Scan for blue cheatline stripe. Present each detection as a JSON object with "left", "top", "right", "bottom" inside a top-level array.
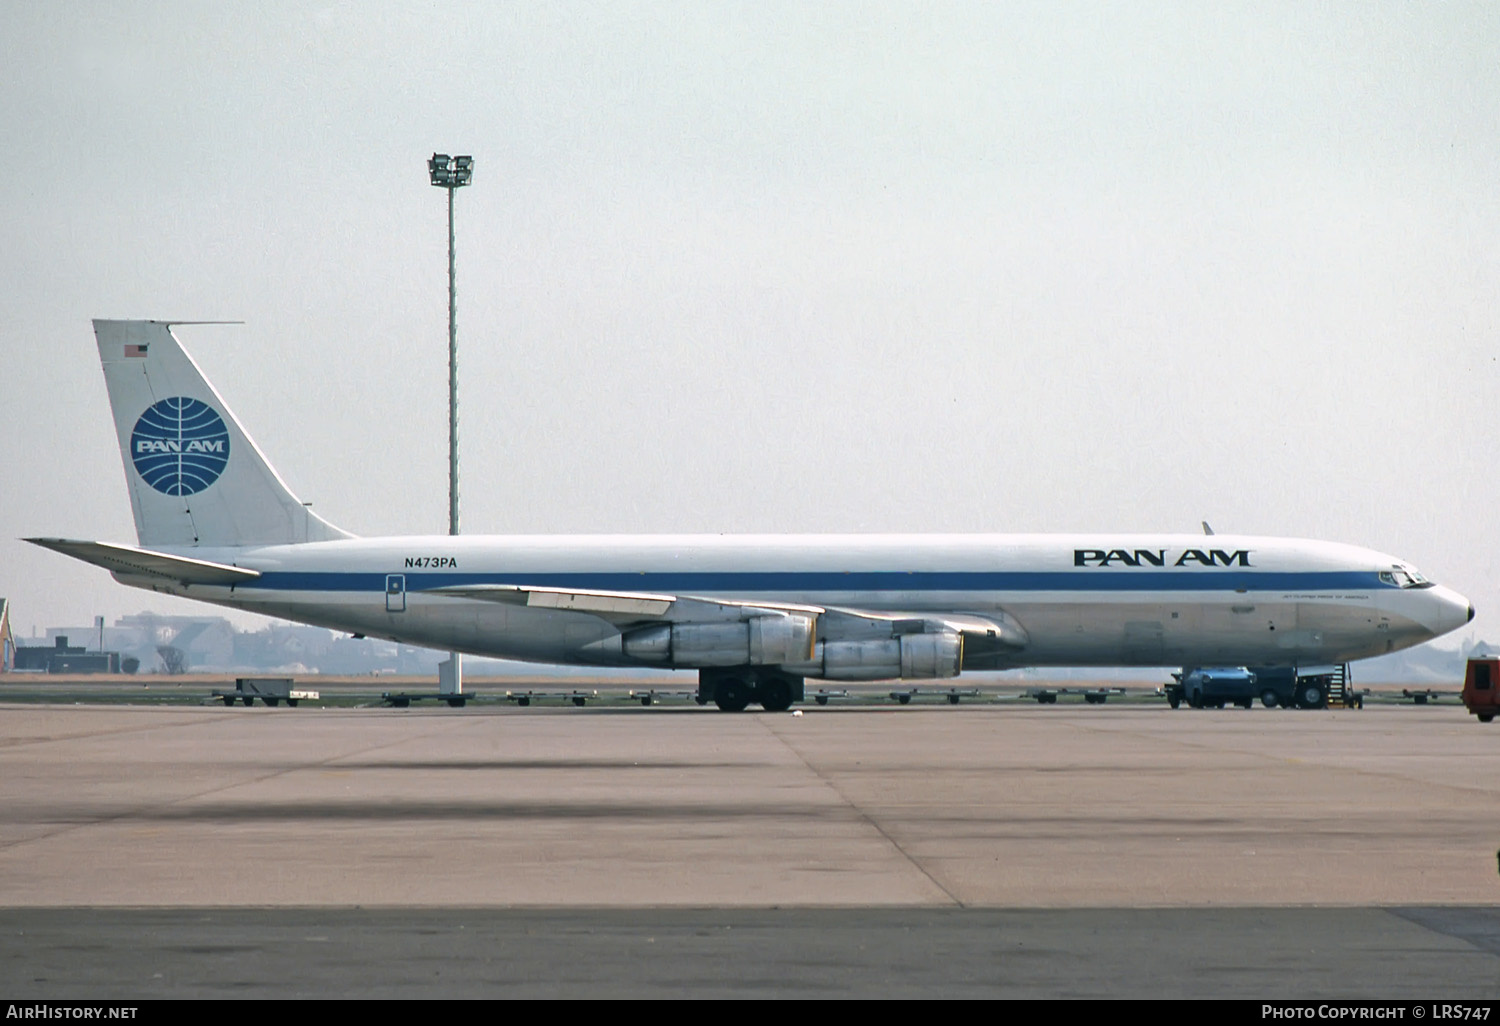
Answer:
[{"left": 235, "top": 570, "right": 1385, "bottom": 594}]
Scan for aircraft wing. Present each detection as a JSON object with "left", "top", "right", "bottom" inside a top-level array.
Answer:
[
  {"left": 817, "top": 606, "right": 1029, "bottom": 659},
  {"left": 24, "top": 538, "right": 263, "bottom": 587},
  {"left": 428, "top": 583, "right": 822, "bottom": 625},
  {"left": 429, "top": 583, "right": 1027, "bottom": 655}
]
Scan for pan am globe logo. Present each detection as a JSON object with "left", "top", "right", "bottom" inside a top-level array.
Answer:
[{"left": 130, "top": 397, "right": 231, "bottom": 496}]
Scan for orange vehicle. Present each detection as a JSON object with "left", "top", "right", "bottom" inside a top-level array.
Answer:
[{"left": 1462, "top": 657, "right": 1500, "bottom": 723}]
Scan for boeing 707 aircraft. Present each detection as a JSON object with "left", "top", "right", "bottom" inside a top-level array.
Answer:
[{"left": 28, "top": 320, "right": 1473, "bottom": 711}]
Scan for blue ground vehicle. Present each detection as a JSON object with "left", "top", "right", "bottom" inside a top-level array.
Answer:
[
  {"left": 1165, "top": 666, "right": 1352, "bottom": 710},
  {"left": 1169, "top": 667, "right": 1260, "bottom": 709}
]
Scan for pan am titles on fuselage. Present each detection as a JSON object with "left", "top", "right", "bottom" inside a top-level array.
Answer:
[{"left": 1074, "top": 547, "right": 1250, "bottom": 567}]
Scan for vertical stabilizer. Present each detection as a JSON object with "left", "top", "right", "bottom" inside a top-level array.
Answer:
[{"left": 94, "top": 320, "right": 352, "bottom": 548}]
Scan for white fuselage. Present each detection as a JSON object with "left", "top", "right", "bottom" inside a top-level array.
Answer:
[{"left": 116, "top": 532, "right": 1472, "bottom": 673}]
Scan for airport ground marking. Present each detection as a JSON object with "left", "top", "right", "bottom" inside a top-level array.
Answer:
[{"left": 755, "top": 712, "right": 965, "bottom": 908}]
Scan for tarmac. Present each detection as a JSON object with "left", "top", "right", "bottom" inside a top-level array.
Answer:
[{"left": 1, "top": 700, "right": 1497, "bottom": 998}]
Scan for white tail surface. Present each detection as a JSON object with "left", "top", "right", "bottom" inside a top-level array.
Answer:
[{"left": 94, "top": 320, "right": 352, "bottom": 548}]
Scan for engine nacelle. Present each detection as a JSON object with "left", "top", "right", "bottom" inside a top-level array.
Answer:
[
  {"left": 622, "top": 614, "right": 816, "bottom": 668},
  {"left": 898, "top": 632, "right": 964, "bottom": 678},
  {"left": 783, "top": 632, "right": 963, "bottom": 681}
]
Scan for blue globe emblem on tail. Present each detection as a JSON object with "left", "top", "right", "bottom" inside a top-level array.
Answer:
[{"left": 130, "top": 397, "right": 231, "bottom": 496}]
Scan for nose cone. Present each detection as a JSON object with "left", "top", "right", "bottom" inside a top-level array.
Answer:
[{"left": 1424, "top": 585, "right": 1473, "bottom": 639}]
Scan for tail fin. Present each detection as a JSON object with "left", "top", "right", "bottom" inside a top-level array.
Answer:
[{"left": 94, "top": 320, "right": 352, "bottom": 548}]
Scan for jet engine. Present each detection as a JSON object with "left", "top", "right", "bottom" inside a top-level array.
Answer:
[
  {"left": 782, "top": 632, "right": 964, "bottom": 680},
  {"left": 621, "top": 614, "right": 816, "bottom": 667}
]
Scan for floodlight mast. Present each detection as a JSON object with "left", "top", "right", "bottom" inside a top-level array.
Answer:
[
  {"left": 428, "top": 152, "right": 473, "bottom": 700},
  {"left": 427, "top": 153, "right": 472, "bottom": 537}
]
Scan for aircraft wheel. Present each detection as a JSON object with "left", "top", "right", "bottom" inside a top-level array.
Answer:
[
  {"left": 714, "top": 680, "right": 751, "bottom": 712},
  {"left": 758, "top": 678, "right": 794, "bottom": 713}
]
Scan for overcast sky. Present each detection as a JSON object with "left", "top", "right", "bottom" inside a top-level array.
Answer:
[{"left": 2, "top": 2, "right": 1498, "bottom": 649}]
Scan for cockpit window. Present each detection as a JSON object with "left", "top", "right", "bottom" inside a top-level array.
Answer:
[{"left": 1383, "top": 566, "right": 1435, "bottom": 589}]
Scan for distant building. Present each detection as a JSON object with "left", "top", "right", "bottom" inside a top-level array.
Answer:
[
  {"left": 13, "top": 636, "right": 120, "bottom": 674},
  {"left": 28, "top": 611, "right": 446, "bottom": 676},
  {"left": 0, "top": 599, "right": 12, "bottom": 672},
  {"left": 85, "top": 613, "right": 236, "bottom": 673}
]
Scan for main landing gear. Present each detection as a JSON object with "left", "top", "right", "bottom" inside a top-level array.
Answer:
[{"left": 699, "top": 668, "right": 803, "bottom": 713}]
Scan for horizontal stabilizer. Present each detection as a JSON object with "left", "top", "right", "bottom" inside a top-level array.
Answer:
[{"left": 24, "top": 538, "right": 262, "bottom": 586}]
